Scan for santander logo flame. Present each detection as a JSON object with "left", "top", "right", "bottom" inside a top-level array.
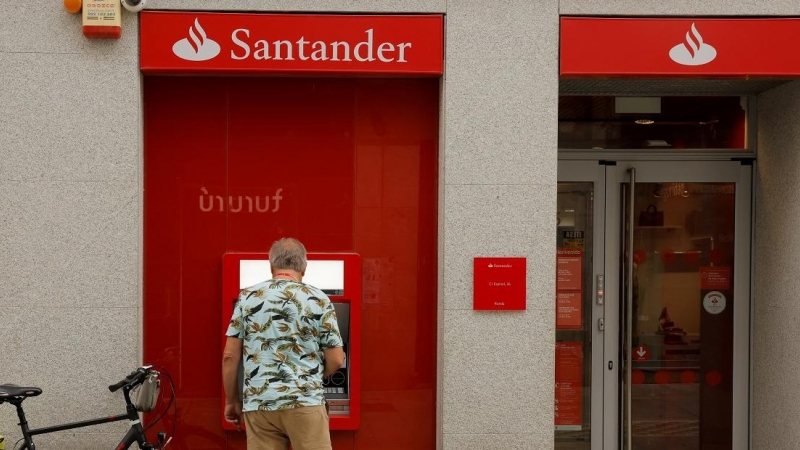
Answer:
[
  {"left": 172, "top": 19, "right": 221, "bottom": 61},
  {"left": 669, "top": 23, "right": 717, "bottom": 66}
]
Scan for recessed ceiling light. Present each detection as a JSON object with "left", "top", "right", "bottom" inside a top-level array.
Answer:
[{"left": 635, "top": 119, "right": 655, "bottom": 125}]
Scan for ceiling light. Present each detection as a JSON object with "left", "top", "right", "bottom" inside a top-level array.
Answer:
[{"left": 635, "top": 119, "right": 655, "bottom": 125}]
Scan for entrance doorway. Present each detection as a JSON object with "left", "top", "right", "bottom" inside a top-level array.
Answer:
[{"left": 555, "top": 160, "right": 752, "bottom": 449}]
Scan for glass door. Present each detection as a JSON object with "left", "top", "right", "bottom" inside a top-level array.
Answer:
[
  {"left": 556, "top": 161, "right": 606, "bottom": 450},
  {"left": 556, "top": 160, "right": 752, "bottom": 450},
  {"left": 606, "top": 161, "right": 752, "bottom": 450}
]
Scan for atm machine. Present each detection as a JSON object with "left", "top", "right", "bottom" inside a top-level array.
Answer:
[{"left": 220, "top": 253, "right": 362, "bottom": 431}]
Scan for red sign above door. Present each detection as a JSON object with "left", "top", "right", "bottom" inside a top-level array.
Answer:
[
  {"left": 140, "top": 12, "right": 443, "bottom": 75},
  {"left": 561, "top": 17, "right": 800, "bottom": 76}
]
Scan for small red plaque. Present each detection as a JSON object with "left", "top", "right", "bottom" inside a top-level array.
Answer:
[
  {"left": 473, "top": 257, "right": 526, "bottom": 310},
  {"left": 700, "top": 266, "right": 731, "bottom": 290}
]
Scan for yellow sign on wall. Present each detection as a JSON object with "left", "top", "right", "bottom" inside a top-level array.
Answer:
[{"left": 82, "top": 0, "right": 121, "bottom": 39}]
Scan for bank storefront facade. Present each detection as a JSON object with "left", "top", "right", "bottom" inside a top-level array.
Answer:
[{"left": 2, "top": 1, "right": 800, "bottom": 449}]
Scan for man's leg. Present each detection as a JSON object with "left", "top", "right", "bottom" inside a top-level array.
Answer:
[
  {"left": 243, "top": 411, "right": 291, "bottom": 450},
  {"left": 282, "top": 406, "right": 332, "bottom": 450}
]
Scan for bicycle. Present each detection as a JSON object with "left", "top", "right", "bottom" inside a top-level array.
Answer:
[{"left": 0, "top": 365, "right": 175, "bottom": 450}]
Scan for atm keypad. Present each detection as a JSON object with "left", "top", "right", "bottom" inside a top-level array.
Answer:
[{"left": 322, "top": 368, "right": 348, "bottom": 393}]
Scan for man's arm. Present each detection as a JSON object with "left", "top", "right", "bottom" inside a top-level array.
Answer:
[
  {"left": 222, "top": 337, "right": 243, "bottom": 403},
  {"left": 222, "top": 337, "right": 243, "bottom": 426},
  {"left": 322, "top": 347, "right": 345, "bottom": 377},
  {"left": 315, "top": 293, "right": 345, "bottom": 377}
]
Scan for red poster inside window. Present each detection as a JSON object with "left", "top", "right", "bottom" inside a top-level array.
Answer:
[
  {"left": 556, "top": 248, "right": 583, "bottom": 330},
  {"left": 557, "top": 292, "right": 582, "bottom": 330},
  {"left": 557, "top": 248, "right": 582, "bottom": 292},
  {"left": 555, "top": 342, "right": 583, "bottom": 429},
  {"left": 701, "top": 266, "right": 731, "bottom": 290}
]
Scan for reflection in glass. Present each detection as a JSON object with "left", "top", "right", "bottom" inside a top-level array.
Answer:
[
  {"left": 558, "top": 96, "right": 746, "bottom": 150},
  {"left": 622, "top": 182, "right": 735, "bottom": 450},
  {"left": 555, "top": 182, "right": 594, "bottom": 450}
]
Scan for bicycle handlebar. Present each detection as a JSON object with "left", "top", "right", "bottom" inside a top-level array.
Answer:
[{"left": 109, "top": 366, "right": 152, "bottom": 393}]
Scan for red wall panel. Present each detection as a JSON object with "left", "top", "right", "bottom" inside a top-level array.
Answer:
[{"left": 143, "top": 76, "right": 439, "bottom": 449}]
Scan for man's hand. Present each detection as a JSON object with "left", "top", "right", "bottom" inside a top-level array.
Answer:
[
  {"left": 222, "top": 336, "right": 244, "bottom": 429},
  {"left": 322, "top": 347, "right": 345, "bottom": 378},
  {"left": 224, "top": 402, "right": 243, "bottom": 430}
]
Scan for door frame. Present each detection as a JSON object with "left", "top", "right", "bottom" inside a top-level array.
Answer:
[
  {"left": 557, "top": 159, "right": 753, "bottom": 449},
  {"left": 557, "top": 161, "right": 607, "bottom": 448}
]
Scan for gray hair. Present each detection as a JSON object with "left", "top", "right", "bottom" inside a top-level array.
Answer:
[{"left": 269, "top": 238, "right": 307, "bottom": 272}]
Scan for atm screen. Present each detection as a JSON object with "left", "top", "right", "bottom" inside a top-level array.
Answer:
[{"left": 239, "top": 260, "right": 345, "bottom": 296}]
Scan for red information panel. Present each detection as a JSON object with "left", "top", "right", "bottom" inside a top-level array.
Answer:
[
  {"left": 556, "top": 248, "right": 582, "bottom": 292},
  {"left": 140, "top": 12, "right": 444, "bottom": 75},
  {"left": 556, "top": 292, "right": 582, "bottom": 329},
  {"left": 555, "top": 342, "right": 583, "bottom": 429},
  {"left": 561, "top": 17, "right": 800, "bottom": 76},
  {"left": 701, "top": 266, "right": 731, "bottom": 290},
  {"left": 473, "top": 257, "right": 526, "bottom": 310},
  {"left": 556, "top": 248, "right": 583, "bottom": 330}
]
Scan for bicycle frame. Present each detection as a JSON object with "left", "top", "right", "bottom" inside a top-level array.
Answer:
[{"left": 12, "top": 384, "right": 155, "bottom": 450}]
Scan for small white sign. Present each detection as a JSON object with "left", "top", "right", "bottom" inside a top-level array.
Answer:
[{"left": 703, "top": 291, "right": 727, "bottom": 315}]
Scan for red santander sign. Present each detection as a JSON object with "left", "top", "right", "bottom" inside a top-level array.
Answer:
[
  {"left": 473, "top": 257, "right": 527, "bottom": 311},
  {"left": 561, "top": 17, "right": 800, "bottom": 76},
  {"left": 140, "top": 12, "right": 443, "bottom": 75}
]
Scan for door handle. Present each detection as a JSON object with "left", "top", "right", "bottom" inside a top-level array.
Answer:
[{"left": 623, "top": 168, "right": 636, "bottom": 450}]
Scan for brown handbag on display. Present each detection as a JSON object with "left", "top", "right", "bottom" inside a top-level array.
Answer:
[{"left": 638, "top": 204, "right": 664, "bottom": 227}]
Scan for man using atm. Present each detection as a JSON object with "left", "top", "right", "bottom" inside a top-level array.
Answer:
[{"left": 222, "top": 238, "right": 345, "bottom": 450}]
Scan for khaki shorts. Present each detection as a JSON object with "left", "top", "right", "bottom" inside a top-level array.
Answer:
[{"left": 243, "top": 406, "right": 332, "bottom": 450}]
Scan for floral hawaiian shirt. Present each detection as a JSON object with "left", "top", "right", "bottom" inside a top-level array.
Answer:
[{"left": 226, "top": 278, "right": 343, "bottom": 411}]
